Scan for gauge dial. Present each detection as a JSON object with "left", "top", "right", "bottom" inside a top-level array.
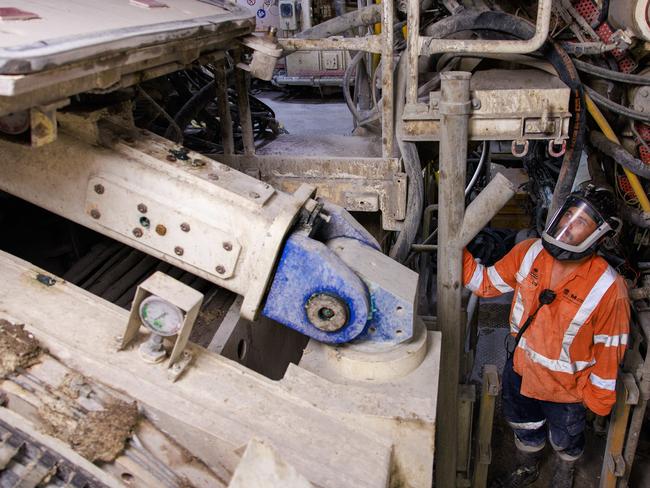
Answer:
[{"left": 138, "top": 296, "right": 184, "bottom": 336}]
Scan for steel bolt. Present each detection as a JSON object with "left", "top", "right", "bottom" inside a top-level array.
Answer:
[
  {"left": 155, "top": 224, "right": 167, "bottom": 236},
  {"left": 215, "top": 265, "right": 226, "bottom": 274},
  {"left": 222, "top": 241, "right": 232, "bottom": 251},
  {"left": 132, "top": 228, "right": 143, "bottom": 238},
  {"left": 192, "top": 158, "right": 206, "bottom": 167},
  {"left": 137, "top": 203, "right": 148, "bottom": 213},
  {"left": 174, "top": 246, "right": 184, "bottom": 256},
  {"left": 94, "top": 184, "right": 105, "bottom": 195},
  {"left": 90, "top": 209, "right": 101, "bottom": 219},
  {"left": 249, "top": 191, "right": 260, "bottom": 199},
  {"left": 305, "top": 293, "right": 348, "bottom": 332},
  {"left": 166, "top": 154, "right": 177, "bottom": 162},
  {"left": 180, "top": 222, "right": 190, "bottom": 232}
]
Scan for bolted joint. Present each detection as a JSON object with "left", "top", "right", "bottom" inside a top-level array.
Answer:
[{"left": 305, "top": 293, "right": 349, "bottom": 332}]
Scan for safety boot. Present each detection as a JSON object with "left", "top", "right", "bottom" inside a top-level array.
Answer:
[
  {"left": 490, "top": 449, "right": 542, "bottom": 488},
  {"left": 550, "top": 456, "right": 576, "bottom": 488}
]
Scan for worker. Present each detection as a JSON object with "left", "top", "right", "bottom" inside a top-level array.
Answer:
[{"left": 463, "top": 184, "right": 630, "bottom": 488}]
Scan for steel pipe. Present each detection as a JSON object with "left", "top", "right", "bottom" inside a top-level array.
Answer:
[
  {"left": 406, "top": 0, "right": 553, "bottom": 103},
  {"left": 435, "top": 71, "right": 471, "bottom": 488},
  {"left": 460, "top": 172, "right": 516, "bottom": 248}
]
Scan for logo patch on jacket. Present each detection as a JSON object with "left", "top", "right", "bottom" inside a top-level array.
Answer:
[{"left": 562, "top": 288, "right": 584, "bottom": 305}]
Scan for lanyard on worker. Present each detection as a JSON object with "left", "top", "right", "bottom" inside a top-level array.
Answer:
[{"left": 505, "top": 289, "right": 557, "bottom": 360}]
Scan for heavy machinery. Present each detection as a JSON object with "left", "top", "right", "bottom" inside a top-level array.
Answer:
[{"left": 0, "top": 1, "right": 649, "bottom": 487}]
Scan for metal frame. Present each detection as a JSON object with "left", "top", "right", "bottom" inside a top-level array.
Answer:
[
  {"left": 121, "top": 271, "right": 204, "bottom": 377},
  {"left": 277, "top": 0, "right": 394, "bottom": 158},
  {"left": 0, "top": 249, "right": 441, "bottom": 488},
  {"left": 0, "top": 109, "right": 314, "bottom": 322}
]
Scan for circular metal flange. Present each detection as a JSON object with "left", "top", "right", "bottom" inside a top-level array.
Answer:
[
  {"left": 305, "top": 293, "right": 349, "bottom": 332},
  {"left": 303, "top": 318, "right": 429, "bottom": 382}
]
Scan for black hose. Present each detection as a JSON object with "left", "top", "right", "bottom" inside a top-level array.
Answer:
[
  {"left": 164, "top": 81, "right": 217, "bottom": 142},
  {"left": 343, "top": 51, "right": 379, "bottom": 126},
  {"left": 422, "top": 9, "right": 586, "bottom": 218},
  {"left": 297, "top": 4, "right": 381, "bottom": 39},
  {"left": 590, "top": 131, "right": 650, "bottom": 179},
  {"left": 390, "top": 53, "right": 424, "bottom": 263},
  {"left": 573, "top": 58, "right": 650, "bottom": 85},
  {"left": 586, "top": 86, "right": 650, "bottom": 124}
]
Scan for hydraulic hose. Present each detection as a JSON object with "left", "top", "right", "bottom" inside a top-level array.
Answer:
[
  {"left": 390, "top": 53, "right": 424, "bottom": 262},
  {"left": 586, "top": 95, "right": 650, "bottom": 211},
  {"left": 164, "top": 80, "right": 216, "bottom": 142},
  {"left": 585, "top": 86, "right": 650, "bottom": 124},
  {"left": 297, "top": 4, "right": 381, "bottom": 39},
  {"left": 573, "top": 59, "right": 650, "bottom": 85},
  {"left": 421, "top": 9, "right": 586, "bottom": 218},
  {"left": 590, "top": 131, "right": 650, "bottom": 179}
]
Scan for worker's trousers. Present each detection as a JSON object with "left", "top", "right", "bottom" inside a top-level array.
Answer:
[{"left": 502, "top": 358, "right": 586, "bottom": 461}]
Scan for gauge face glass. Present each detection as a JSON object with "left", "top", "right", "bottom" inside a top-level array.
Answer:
[{"left": 138, "top": 296, "right": 184, "bottom": 336}]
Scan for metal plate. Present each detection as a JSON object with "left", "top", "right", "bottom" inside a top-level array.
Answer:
[
  {"left": 0, "top": 0, "right": 254, "bottom": 74},
  {"left": 86, "top": 176, "right": 242, "bottom": 279}
]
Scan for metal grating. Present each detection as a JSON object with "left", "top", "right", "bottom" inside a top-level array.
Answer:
[{"left": 0, "top": 418, "right": 108, "bottom": 487}]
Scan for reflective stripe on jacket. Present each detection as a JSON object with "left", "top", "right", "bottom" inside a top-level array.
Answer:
[{"left": 463, "top": 238, "right": 629, "bottom": 416}]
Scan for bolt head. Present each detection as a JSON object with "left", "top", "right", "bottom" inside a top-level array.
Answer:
[
  {"left": 215, "top": 265, "right": 226, "bottom": 274},
  {"left": 180, "top": 222, "right": 190, "bottom": 232},
  {"left": 90, "top": 209, "right": 101, "bottom": 219},
  {"left": 155, "top": 224, "right": 167, "bottom": 236},
  {"left": 249, "top": 191, "right": 260, "bottom": 199},
  {"left": 137, "top": 203, "right": 148, "bottom": 214},
  {"left": 305, "top": 293, "right": 348, "bottom": 332},
  {"left": 94, "top": 184, "right": 105, "bottom": 195},
  {"left": 132, "top": 228, "right": 143, "bottom": 238},
  {"left": 174, "top": 246, "right": 184, "bottom": 256},
  {"left": 166, "top": 154, "right": 177, "bottom": 162},
  {"left": 223, "top": 242, "right": 232, "bottom": 251}
]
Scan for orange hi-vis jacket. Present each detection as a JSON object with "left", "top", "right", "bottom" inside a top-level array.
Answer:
[{"left": 463, "top": 238, "right": 630, "bottom": 416}]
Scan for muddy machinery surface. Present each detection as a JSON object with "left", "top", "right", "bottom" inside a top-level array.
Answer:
[
  {"left": 0, "top": 1, "right": 649, "bottom": 487},
  {"left": 0, "top": 1, "right": 438, "bottom": 487}
]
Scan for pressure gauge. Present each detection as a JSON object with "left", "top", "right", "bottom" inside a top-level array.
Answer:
[{"left": 138, "top": 296, "right": 184, "bottom": 337}]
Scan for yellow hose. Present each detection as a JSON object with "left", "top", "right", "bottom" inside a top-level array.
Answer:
[{"left": 585, "top": 93, "right": 650, "bottom": 212}]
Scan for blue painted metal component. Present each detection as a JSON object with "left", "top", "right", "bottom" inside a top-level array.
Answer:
[
  {"left": 315, "top": 201, "right": 380, "bottom": 250},
  {"left": 327, "top": 237, "right": 417, "bottom": 344},
  {"left": 262, "top": 232, "right": 370, "bottom": 344}
]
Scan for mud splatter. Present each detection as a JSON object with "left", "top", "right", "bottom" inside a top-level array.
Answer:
[
  {"left": 40, "top": 398, "right": 139, "bottom": 463},
  {"left": 0, "top": 320, "right": 41, "bottom": 378},
  {"left": 71, "top": 401, "right": 139, "bottom": 462}
]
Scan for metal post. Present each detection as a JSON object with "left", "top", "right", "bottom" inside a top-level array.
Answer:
[
  {"left": 381, "top": 0, "right": 394, "bottom": 157},
  {"left": 234, "top": 50, "right": 255, "bottom": 156},
  {"left": 436, "top": 71, "right": 471, "bottom": 488},
  {"left": 405, "top": 0, "right": 420, "bottom": 105},
  {"left": 213, "top": 61, "right": 235, "bottom": 155},
  {"left": 472, "top": 364, "right": 500, "bottom": 488}
]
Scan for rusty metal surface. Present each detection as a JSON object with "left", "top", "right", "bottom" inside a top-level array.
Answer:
[{"left": 224, "top": 150, "right": 406, "bottom": 230}]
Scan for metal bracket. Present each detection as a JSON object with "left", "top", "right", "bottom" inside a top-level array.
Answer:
[{"left": 121, "top": 272, "right": 203, "bottom": 380}]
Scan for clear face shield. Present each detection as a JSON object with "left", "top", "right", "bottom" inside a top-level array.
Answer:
[{"left": 542, "top": 196, "right": 612, "bottom": 254}]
